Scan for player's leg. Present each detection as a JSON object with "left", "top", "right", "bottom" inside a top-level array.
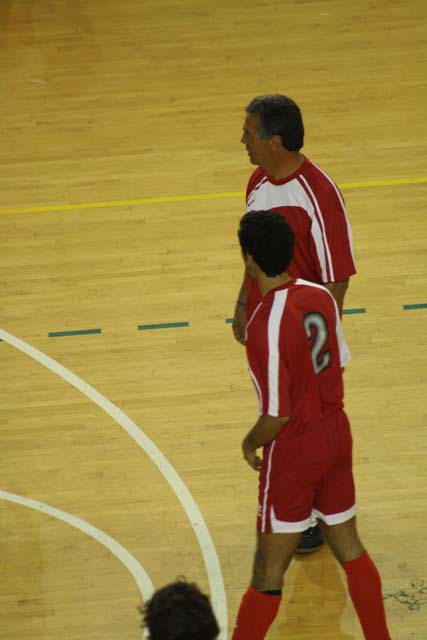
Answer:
[
  {"left": 232, "top": 531, "right": 300, "bottom": 640},
  {"left": 319, "top": 517, "right": 391, "bottom": 640},
  {"left": 318, "top": 515, "right": 364, "bottom": 562},
  {"left": 313, "top": 412, "right": 391, "bottom": 639},
  {"left": 252, "top": 530, "right": 301, "bottom": 590},
  {"left": 233, "top": 434, "right": 318, "bottom": 639}
]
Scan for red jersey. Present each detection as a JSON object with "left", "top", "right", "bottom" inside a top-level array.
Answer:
[
  {"left": 246, "top": 278, "right": 351, "bottom": 439},
  {"left": 245, "top": 158, "right": 356, "bottom": 309}
]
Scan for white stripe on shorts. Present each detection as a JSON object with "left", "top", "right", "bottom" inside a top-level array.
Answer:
[
  {"left": 270, "top": 506, "right": 312, "bottom": 533},
  {"left": 313, "top": 504, "right": 356, "bottom": 526},
  {"left": 261, "top": 441, "right": 276, "bottom": 533}
]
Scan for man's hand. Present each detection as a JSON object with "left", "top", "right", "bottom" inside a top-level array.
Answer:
[
  {"left": 241, "top": 415, "right": 289, "bottom": 471},
  {"left": 232, "top": 302, "right": 247, "bottom": 345},
  {"left": 242, "top": 438, "right": 262, "bottom": 471}
]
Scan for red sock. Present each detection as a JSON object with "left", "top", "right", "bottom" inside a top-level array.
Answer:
[
  {"left": 232, "top": 586, "right": 281, "bottom": 640},
  {"left": 342, "top": 551, "right": 391, "bottom": 640}
]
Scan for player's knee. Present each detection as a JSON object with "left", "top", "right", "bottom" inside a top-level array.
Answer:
[
  {"left": 320, "top": 519, "right": 365, "bottom": 564},
  {"left": 251, "top": 548, "right": 285, "bottom": 590}
]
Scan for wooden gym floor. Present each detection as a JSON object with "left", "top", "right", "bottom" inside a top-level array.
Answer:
[{"left": 0, "top": 1, "right": 426, "bottom": 638}]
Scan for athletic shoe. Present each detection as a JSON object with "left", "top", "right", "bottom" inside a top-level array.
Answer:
[{"left": 295, "top": 524, "right": 324, "bottom": 554}]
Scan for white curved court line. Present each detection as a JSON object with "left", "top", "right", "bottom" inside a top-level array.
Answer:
[
  {"left": 0, "top": 489, "right": 154, "bottom": 599},
  {"left": 0, "top": 490, "right": 151, "bottom": 639},
  {"left": 0, "top": 328, "right": 228, "bottom": 638}
]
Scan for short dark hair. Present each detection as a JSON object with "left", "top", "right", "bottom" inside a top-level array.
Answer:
[
  {"left": 142, "top": 580, "right": 219, "bottom": 640},
  {"left": 238, "top": 210, "right": 295, "bottom": 276},
  {"left": 246, "top": 94, "right": 304, "bottom": 151}
]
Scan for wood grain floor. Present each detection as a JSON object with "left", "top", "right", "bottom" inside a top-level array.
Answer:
[{"left": 1, "top": 1, "right": 426, "bottom": 638}]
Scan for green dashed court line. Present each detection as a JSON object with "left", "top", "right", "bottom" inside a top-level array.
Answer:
[
  {"left": 342, "top": 308, "right": 366, "bottom": 315},
  {"left": 48, "top": 329, "right": 102, "bottom": 337},
  {"left": 403, "top": 303, "right": 427, "bottom": 310},
  {"left": 0, "top": 306, "right": 422, "bottom": 344},
  {"left": 226, "top": 308, "right": 366, "bottom": 322},
  {"left": 137, "top": 322, "right": 190, "bottom": 331}
]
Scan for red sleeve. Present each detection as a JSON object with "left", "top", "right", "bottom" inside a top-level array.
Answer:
[
  {"left": 302, "top": 163, "right": 356, "bottom": 282},
  {"left": 318, "top": 184, "right": 356, "bottom": 282}
]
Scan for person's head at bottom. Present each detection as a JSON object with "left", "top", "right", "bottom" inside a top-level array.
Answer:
[{"left": 142, "top": 579, "right": 220, "bottom": 640}]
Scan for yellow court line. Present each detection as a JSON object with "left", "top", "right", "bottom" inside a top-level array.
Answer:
[
  {"left": 0, "top": 192, "right": 244, "bottom": 216},
  {"left": 340, "top": 176, "right": 427, "bottom": 189},
  {"left": 0, "top": 177, "right": 426, "bottom": 216}
]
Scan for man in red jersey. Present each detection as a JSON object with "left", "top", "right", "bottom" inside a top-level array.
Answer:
[
  {"left": 233, "top": 93, "right": 356, "bottom": 553},
  {"left": 232, "top": 210, "right": 391, "bottom": 640}
]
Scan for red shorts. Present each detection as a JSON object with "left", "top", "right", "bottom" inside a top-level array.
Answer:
[{"left": 257, "top": 411, "right": 356, "bottom": 533}]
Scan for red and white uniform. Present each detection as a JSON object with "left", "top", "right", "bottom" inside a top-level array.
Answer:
[
  {"left": 245, "top": 158, "right": 356, "bottom": 315},
  {"left": 246, "top": 278, "right": 356, "bottom": 533}
]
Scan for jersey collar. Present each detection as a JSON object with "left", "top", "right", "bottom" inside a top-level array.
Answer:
[{"left": 265, "top": 156, "right": 308, "bottom": 185}]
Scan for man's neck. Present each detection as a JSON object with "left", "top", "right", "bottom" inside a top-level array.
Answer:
[
  {"left": 263, "top": 152, "right": 305, "bottom": 182},
  {"left": 258, "top": 272, "right": 292, "bottom": 297}
]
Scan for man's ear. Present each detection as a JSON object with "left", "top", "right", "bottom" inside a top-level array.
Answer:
[
  {"left": 243, "top": 252, "right": 254, "bottom": 268},
  {"left": 244, "top": 252, "right": 258, "bottom": 276},
  {"left": 271, "top": 134, "right": 284, "bottom": 150}
]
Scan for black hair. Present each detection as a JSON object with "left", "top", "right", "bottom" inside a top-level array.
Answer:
[
  {"left": 246, "top": 94, "right": 304, "bottom": 151},
  {"left": 142, "top": 579, "right": 219, "bottom": 640},
  {"left": 238, "top": 210, "right": 295, "bottom": 276}
]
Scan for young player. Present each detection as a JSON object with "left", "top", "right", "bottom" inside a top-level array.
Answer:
[
  {"left": 142, "top": 579, "right": 219, "bottom": 640},
  {"left": 234, "top": 93, "right": 356, "bottom": 552},
  {"left": 232, "top": 211, "right": 391, "bottom": 640}
]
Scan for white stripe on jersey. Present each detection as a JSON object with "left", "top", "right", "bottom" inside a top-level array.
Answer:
[
  {"left": 245, "top": 177, "right": 331, "bottom": 282},
  {"left": 334, "top": 310, "right": 351, "bottom": 368},
  {"left": 261, "top": 440, "right": 276, "bottom": 533},
  {"left": 246, "top": 176, "right": 269, "bottom": 208},
  {"left": 246, "top": 300, "right": 262, "bottom": 339},
  {"left": 267, "top": 289, "right": 289, "bottom": 416},
  {"left": 310, "top": 161, "right": 355, "bottom": 265},
  {"left": 248, "top": 365, "right": 263, "bottom": 415},
  {"left": 295, "top": 278, "right": 351, "bottom": 368},
  {"left": 298, "top": 174, "right": 334, "bottom": 281}
]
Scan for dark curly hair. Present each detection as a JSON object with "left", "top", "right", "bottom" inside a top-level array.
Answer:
[
  {"left": 142, "top": 580, "right": 219, "bottom": 640},
  {"left": 246, "top": 94, "right": 304, "bottom": 151},
  {"left": 238, "top": 210, "right": 295, "bottom": 276}
]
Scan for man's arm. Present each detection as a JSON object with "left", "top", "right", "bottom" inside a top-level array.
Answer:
[
  {"left": 232, "top": 273, "right": 247, "bottom": 345},
  {"left": 325, "top": 277, "right": 349, "bottom": 316},
  {"left": 242, "top": 415, "right": 288, "bottom": 471}
]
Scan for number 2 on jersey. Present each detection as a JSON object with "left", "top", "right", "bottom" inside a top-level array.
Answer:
[{"left": 304, "top": 312, "right": 331, "bottom": 375}]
